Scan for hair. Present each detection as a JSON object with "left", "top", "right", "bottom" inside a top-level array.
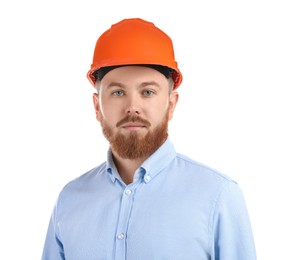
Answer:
[{"left": 94, "top": 65, "right": 175, "bottom": 94}]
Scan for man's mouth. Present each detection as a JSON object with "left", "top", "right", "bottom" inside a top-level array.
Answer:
[
  {"left": 121, "top": 123, "right": 147, "bottom": 131},
  {"left": 122, "top": 123, "right": 145, "bottom": 128}
]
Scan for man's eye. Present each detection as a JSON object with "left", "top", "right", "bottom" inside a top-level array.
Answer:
[
  {"left": 113, "top": 90, "right": 124, "bottom": 96},
  {"left": 143, "top": 90, "right": 154, "bottom": 96}
]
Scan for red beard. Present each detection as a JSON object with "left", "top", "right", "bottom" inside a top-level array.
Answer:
[{"left": 101, "top": 111, "right": 169, "bottom": 160}]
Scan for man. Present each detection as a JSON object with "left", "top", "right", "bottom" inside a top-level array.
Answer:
[{"left": 42, "top": 18, "right": 256, "bottom": 259}]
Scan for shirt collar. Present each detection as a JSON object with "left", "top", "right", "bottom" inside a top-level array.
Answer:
[
  {"left": 140, "top": 137, "right": 176, "bottom": 183},
  {"left": 106, "top": 150, "right": 118, "bottom": 183},
  {"left": 106, "top": 137, "right": 177, "bottom": 184}
]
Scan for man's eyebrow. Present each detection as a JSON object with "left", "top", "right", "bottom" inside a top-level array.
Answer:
[
  {"left": 140, "top": 81, "right": 161, "bottom": 89},
  {"left": 106, "top": 82, "right": 126, "bottom": 88},
  {"left": 105, "top": 81, "right": 161, "bottom": 89}
]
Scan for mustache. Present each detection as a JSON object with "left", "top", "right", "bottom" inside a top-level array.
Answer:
[{"left": 116, "top": 115, "right": 151, "bottom": 128}]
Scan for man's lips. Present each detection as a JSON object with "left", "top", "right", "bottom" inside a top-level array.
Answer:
[{"left": 122, "top": 123, "right": 146, "bottom": 128}]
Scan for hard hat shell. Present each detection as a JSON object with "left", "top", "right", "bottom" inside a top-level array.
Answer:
[{"left": 87, "top": 18, "right": 183, "bottom": 90}]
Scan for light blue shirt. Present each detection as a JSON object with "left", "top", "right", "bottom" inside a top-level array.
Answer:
[{"left": 42, "top": 138, "right": 256, "bottom": 260}]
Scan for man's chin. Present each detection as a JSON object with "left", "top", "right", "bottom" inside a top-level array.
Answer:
[{"left": 120, "top": 127, "right": 148, "bottom": 135}]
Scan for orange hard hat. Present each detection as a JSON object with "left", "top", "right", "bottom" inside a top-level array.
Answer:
[{"left": 87, "top": 18, "right": 183, "bottom": 90}]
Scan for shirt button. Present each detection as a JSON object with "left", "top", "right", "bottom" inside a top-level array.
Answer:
[
  {"left": 125, "top": 189, "right": 132, "bottom": 195},
  {"left": 144, "top": 175, "right": 151, "bottom": 182},
  {"left": 117, "top": 233, "right": 125, "bottom": 240}
]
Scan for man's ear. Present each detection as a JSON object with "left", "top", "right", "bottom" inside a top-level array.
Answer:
[
  {"left": 168, "top": 91, "right": 179, "bottom": 120},
  {"left": 93, "top": 93, "right": 102, "bottom": 122}
]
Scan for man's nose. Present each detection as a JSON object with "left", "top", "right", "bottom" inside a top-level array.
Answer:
[{"left": 125, "top": 94, "right": 141, "bottom": 115}]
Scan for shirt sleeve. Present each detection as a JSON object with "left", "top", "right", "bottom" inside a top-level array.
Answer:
[
  {"left": 41, "top": 200, "right": 65, "bottom": 260},
  {"left": 210, "top": 180, "right": 257, "bottom": 260}
]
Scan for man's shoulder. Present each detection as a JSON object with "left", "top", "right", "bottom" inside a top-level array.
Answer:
[
  {"left": 61, "top": 162, "right": 108, "bottom": 191},
  {"left": 174, "top": 153, "right": 235, "bottom": 184}
]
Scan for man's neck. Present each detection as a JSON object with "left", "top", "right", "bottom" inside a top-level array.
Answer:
[{"left": 111, "top": 151, "right": 147, "bottom": 185}]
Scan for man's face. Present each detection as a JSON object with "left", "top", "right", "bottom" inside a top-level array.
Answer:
[{"left": 93, "top": 66, "right": 178, "bottom": 159}]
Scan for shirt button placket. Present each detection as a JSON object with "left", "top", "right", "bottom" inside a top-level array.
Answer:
[{"left": 115, "top": 187, "right": 134, "bottom": 259}]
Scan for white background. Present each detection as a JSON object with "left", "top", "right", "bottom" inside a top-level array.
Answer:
[{"left": 0, "top": 0, "right": 291, "bottom": 259}]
